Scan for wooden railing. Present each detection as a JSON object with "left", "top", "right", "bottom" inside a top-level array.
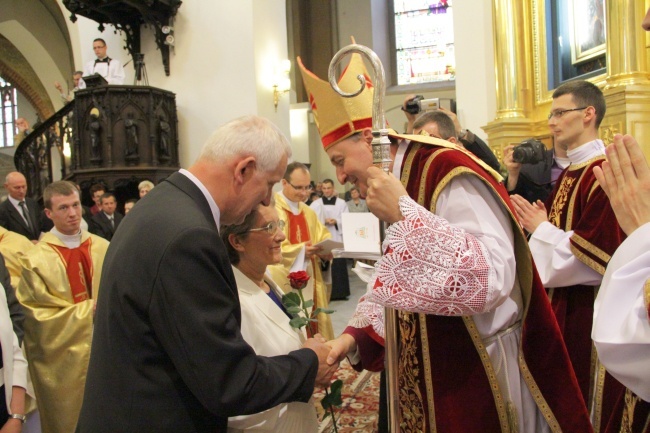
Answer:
[{"left": 14, "top": 101, "right": 74, "bottom": 200}]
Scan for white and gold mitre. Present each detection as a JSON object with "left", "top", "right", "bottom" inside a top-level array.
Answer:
[{"left": 297, "top": 53, "right": 374, "bottom": 150}]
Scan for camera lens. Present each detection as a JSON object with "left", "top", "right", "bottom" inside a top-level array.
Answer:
[{"left": 512, "top": 147, "right": 530, "bottom": 163}]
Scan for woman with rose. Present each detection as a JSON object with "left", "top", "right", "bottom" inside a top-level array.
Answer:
[{"left": 221, "top": 203, "right": 318, "bottom": 433}]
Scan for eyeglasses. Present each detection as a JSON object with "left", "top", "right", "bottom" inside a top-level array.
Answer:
[
  {"left": 247, "top": 220, "right": 285, "bottom": 235},
  {"left": 547, "top": 107, "right": 588, "bottom": 120},
  {"left": 289, "top": 183, "right": 313, "bottom": 192}
]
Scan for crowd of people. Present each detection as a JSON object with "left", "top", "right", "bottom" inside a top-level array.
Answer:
[{"left": 0, "top": 10, "right": 648, "bottom": 433}]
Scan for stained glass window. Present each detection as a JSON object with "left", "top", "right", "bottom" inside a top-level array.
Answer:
[
  {"left": 0, "top": 77, "right": 18, "bottom": 148},
  {"left": 393, "top": 0, "right": 455, "bottom": 86}
]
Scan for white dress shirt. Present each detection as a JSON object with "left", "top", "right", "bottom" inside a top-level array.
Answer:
[{"left": 83, "top": 57, "right": 126, "bottom": 85}]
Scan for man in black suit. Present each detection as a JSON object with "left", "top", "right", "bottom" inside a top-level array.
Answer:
[
  {"left": 77, "top": 115, "right": 336, "bottom": 433},
  {"left": 89, "top": 192, "right": 122, "bottom": 241},
  {"left": 0, "top": 171, "right": 42, "bottom": 241}
]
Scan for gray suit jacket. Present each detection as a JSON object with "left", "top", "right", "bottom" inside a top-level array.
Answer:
[{"left": 77, "top": 172, "right": 318, "bottom": 433}]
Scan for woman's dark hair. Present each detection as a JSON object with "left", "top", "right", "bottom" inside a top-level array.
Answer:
[{"left": 220, "top": 208, "right": 260, "bottom": 265}]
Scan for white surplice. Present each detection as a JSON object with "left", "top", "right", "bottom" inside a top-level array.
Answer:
[
  {"left": 310, "top": 196, "right": 348, "bottom": 242},
  {"left": 83, "top": 58, "right": 126, "bottom": 85},
  {"left": 227, "top": 267, "right": 318, "bottom": 433},
  {"left": 593, "top": 222, "right": 650, "bottom": 402}
]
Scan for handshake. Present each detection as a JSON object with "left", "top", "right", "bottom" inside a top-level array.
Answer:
[{"left": 302, "top": 334, "right": 357, "bottom": 387}]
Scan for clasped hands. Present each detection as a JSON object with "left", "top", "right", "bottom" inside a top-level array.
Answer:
[
  {"left": 302, "top": 334, "right": 358, "bottom": 387},
  {"left": 510, "top": 195, "right": 548, "bottom": 233}
]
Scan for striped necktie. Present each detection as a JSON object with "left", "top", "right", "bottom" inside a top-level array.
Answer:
[{"left": 19, "top": 201, "right": 32, "bottom": 230}]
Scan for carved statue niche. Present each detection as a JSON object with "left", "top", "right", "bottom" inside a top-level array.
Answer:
[
  {"left": 124, "top": 112, "right": 140, "bottom": 165},
  {"left": 88, "top": 107, "right": 102, "bottom": 164},
  {"left": 157, "top": 112, "right": 171, "bottom": 162}
]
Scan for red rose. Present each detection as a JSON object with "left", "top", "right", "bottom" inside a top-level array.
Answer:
[{"left": 288, "top": 271, "right": 310, "bottom": 290}]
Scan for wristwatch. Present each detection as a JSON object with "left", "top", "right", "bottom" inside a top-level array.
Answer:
[{"left": 8, "top": 413, "right": 26, "bottom": 423}]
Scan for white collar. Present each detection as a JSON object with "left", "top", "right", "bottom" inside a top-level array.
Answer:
[
  {"left": 278, "top": 191, "right": 301, "bottom": 215},
  {"left": 567, "top": 139, "right": 605, "bottom": 164},
  {"left": 7, "top": 196, "right": 25, "bottom": 207},
  {"left": 51, "top": 227, "right": 82, "bottom": 248}
]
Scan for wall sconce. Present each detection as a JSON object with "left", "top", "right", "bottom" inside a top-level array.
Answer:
[{"left": 272, "top": 59, "right": 291, "bottom": 112}]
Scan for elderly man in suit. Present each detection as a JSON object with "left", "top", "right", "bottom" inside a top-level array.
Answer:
[
  {"left": 0, "top": 172, "right": 42, "bottom": 242},
  {"left": 77, "top": 115, "right": 336, "bottom": 433},
  {"left": 89, "top": 192, "right": 123, "bottom": 241}
]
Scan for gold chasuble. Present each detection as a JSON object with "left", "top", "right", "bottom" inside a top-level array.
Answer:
[
  {"left": 16, "top": 231, "right": 109, "bottom": 433},
  {"left": 268, "top": 193, "right": 334, "bottom": 340},
  {"left": 0, "top": 226, "right": 34, "bottom": 289}
]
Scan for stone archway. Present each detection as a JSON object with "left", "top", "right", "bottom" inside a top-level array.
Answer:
[
  {"left": 0, "top": 0, "right": 79, "bottom": 119},
  {"left": 0, "top": 34, "right": 54, "bottom": 120}
]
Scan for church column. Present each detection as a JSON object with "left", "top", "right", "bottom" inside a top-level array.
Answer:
[
  {"left": 483, "top": 0, "right": 537, "bottom": 165},
  {"left": 605, "top": 0, "right": 650, "bottom": 88},
  {"left": 492, "top": 0, "right": 529, "bottom": 119},
  {"left": 600, "top": 0, "right": 650, "bottom": 160}
]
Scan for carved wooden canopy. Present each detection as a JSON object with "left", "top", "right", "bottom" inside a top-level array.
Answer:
[{"left": 62, "top": 0, "right": 182, "bottom": 76}]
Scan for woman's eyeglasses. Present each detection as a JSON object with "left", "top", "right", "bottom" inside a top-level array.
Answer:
[{"left": 247, "top": 220, "right": 286, "bottom": 235}]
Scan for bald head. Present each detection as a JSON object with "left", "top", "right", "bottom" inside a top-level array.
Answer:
[{"left": 4, "top": 171, "right": 28, "bottom": 201}]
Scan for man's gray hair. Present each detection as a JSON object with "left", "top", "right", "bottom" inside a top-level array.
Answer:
[
  {"left": 413, "top": 111, "right": 457, "bottom": 140},
  {"left": 198, "top": 115, "right": 292, "bottom": 172}
]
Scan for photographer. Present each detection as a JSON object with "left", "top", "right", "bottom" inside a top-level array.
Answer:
[
  {"left": 503, "top": 139, "right": 569, "bottom": 203},
  {"left": 403, "top": 95, "right": 501, "bottom": 172}
]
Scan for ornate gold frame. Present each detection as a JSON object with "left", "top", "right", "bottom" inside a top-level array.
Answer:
[
  {"left": 569, "top": 0, "right": 607, "bottom": 65},
  {"left": 531, "top": 0, "right": 608, "bottom": 109}
]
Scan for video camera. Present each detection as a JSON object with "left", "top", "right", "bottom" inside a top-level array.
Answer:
[
  {"left": 402, "top": 95, "right": 441, "bottom": 115},
  {"left": 512, "top": 138, "right": 546, "bottom": 165}
]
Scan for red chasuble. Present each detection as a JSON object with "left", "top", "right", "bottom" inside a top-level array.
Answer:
[
  {"left": 544, "top": 157, "right": 629, "bottom": 432},
  {"left": 49, "top": 238, "right": 94, "bottom": 303},
  {"left": 382, "top": 140, "right": 591, "bottom": 432}
]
